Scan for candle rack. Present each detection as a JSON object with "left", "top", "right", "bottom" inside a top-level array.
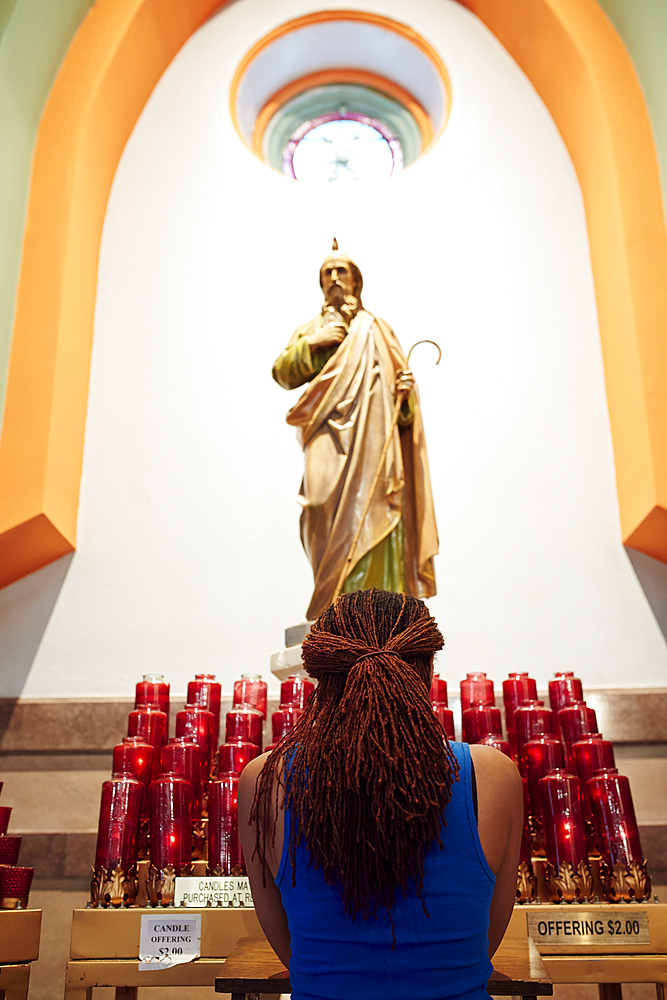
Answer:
[
  {"left": 516, "top": 861, "right": 537, "bottom": 904},
  {"left": 89, "top": 864, "right": 139, "bottom": 908},
  {"left": 543, "top": 859, "right": 595, "bottom": 904},
  {"left": 599, "top": 858, "right": 652, "bottom": 903},
  {"left": 146, "top": 862, "right": 193, "bottom": 907}
]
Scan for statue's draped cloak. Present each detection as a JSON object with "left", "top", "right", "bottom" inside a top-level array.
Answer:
[{"left": 282, "top": 310, "right": 438, "bottom": 620}]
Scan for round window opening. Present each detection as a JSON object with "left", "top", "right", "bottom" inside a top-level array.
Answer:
[
  {"left": 261, "top": 84, "right": 427, "bottom": 185},
  {"left": 285, "top": 114, "right": 403, "bottom": 183}
]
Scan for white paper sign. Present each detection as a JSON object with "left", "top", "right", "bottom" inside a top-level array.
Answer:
[
  {"left": 174, "top": 875, "right": 253, "bottom": 908},
  {"left": 138, "top": 913, "right": 201, "bottom": 971}
]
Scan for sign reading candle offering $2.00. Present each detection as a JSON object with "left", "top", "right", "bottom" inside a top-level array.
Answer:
[{"left": 139, "top": 913, "right": 201, "bottom": 970}]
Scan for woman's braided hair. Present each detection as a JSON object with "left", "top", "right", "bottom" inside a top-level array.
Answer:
[{"left": 251, "top": 589, "right": 459, "bottom": 921}]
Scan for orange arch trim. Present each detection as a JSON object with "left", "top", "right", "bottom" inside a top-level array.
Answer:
[
  {"left": 251, "top": 68, "right": 435, "bottom": 160},
  {"left": 0, "top": 0, "right": 666, "bottom": 589}
]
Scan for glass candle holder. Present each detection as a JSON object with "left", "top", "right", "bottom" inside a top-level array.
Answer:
[
  {"left": 572, "top": 735, "right": 615, "bottom": 813},
  {"left": 460, "top": 673, "right": 494, "bottom": 713},
  {"left": 0, "top": 836, "right": 22, "bottom": 866},
  {"left": 0, "top": 807, "right": 11, "bottom": 835},
  {"left": 162, "top": 739, "right": 203, "bottom": 822},
  {"left": 462, "top": 703, "right": 502, "bottom": 745},
  {"left": 587, "top": 768, "right": 644, "bottom": 868},
  {"left": 113, "top": 738, "right": 153, "bottom": 818},
  {"left": 430, "top": 673, "right": 448, "bottom": 706},
  {"left": 149, "top": 772, "right": 193, "bottom": 872},
  {"left": 208, "top": 772, "right": 244, "bottom": 876},
  {"left": 548, "top": 672, "right": 583, "bottom": 734},
  {"left": 187, "top": 674, "right": 222, "bottom": 748},
  {"left": 218, "top": 741, "right": 259, "bottom": 776},
  {"left": 523, "top": 735, "right": 565, "bottom": 822},
  {"left": 226, "top": 704, "right": 263, "bottom": 750},
  {"left": 477, "top": 733, "right": 513, "bottom": 758},
  {"left": 94, "top": 771, "right": 143, "bottom": 873},
  {"left": 233, "top": 674, "right": 268, "bottom": 720},
  {"left": 128, "top": 705, "right": 168, "bottom": 780},
  {"left": 540, "top": 769, "right": 587, "bottom": 871},
  {"left": 280, "top": 673, "right": 315, "bottom": 710},
  {"left": 558, "top": 702, "right": 598, "bottom": 765},
  {"left": 272, "top": 705, "right": 303, "bottom": 744},
  {"left": 433, "top": 704, "right": 455, "bottom": 741},
  {"left": 503, "top": 673, "right": 537, "bottom": 750},
  {"left": 135, "top": 673, "right": 170, "bottom": 718},
  {"left": 0, "top": 866, "right": 35, "bottom": 909},
  {"left": 175, "top": 704, "right": 216, "bottom": 783},
  {"left": 514, "top": 701, "right": 554, "bottom": 774}
]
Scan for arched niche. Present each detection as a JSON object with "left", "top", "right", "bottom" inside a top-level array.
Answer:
[{"left": 0, "top": 0, "right": 665, "bottom": 588}]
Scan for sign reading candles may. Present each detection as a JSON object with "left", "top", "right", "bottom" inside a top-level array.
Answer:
[
  {"left": 174, "top": 876, "right": 253, "bottom": 908},
  {"left": 527, "top": 912, "right": 650, "bottom": 946},
  {"left": 139, "top": 913, "right": 201, "bottom": 970}
]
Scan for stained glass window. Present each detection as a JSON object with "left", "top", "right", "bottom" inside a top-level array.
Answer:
[{"left": 283, "top": 114, "right": 402, "bottom": 183}]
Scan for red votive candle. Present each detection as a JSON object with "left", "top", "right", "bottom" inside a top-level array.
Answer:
[
  {"left": 162, "top": 738, "right": 203, "bottom": 822},
  {"left": 462, "top": 703, "right": 502, "bottom": 744},
  {"left": 540, "top": 769, "right": 587, "bottom": 871},
  {"left": 175, "top": 704, "right": 215, "bottom": 782},
  {"left": 548, "top": 672, "right": 583, "bottom": 734},
  {"left": 558, "top": 702, "right": 598, "bottom": 765},
  {"left": 113, "top": 738, "right": 153, "bottom": 818},
  {"left": 433, "top": 704, "right": 455, "bottom": 741},
  {"left": 149, "top": 772, "right": 193, "bottom": 871},
  {"left": 572, "top": 735, "right": 615, "bottom": 811},
  {"left": 218, "top": 741, "right": 259, "bottom": 776},
  {"left": 519, "top": 777, "right": 532, "bottom": 865},
  {"left": 460, "top": 673, "right": 494, "bottom": 713},
  {"left": 503, "top": 673, "right": 537, "bottom": 750},
  {"left": 187, "top": 674, "right": 222, "bottom": 748},
  {"left": 233, "top": 673, "right": 268, "bottom": 720},
  {"left": 514, "top": 701, "right": 554, "bottom": 774},
  {"left": 208, "top": 773, "right": 244, "bottom": 875},
  {"left": 0, "top": 866, "right": 35, "bottom": 909},
  {"left": 523, "top": 735, "right": 565, "bottom": 821},
  {"left": 0, "top": 807, "right": 11, "bottom": 835},
  {"left": 226, "top": 704, "right": 263, "bottom": 750},
  {"left": 477, "top": 734, "right": 513, "bottom": 758},
  {"left": 587, "top": 768, "right": 644, "bottom": 868},
  {"left": 128, "top": 704, "right": 168, "bottom": 780},
  {"left": 95, "top": 771, "right": 143, "bottom": 873},
  {"left": 430, "top": 673, "right": 448, "bottom": 706},
  {"left": 0, "top": 836, "right": 22, "bottom": 865},
  {"left": 280, "top": 673, "right": 315, "bottom": 710},
  {"left": 272, "top": 705, "right": 303, "bottom": 744},
  {"left": 135, "top": 673, "right": 170, "bottom": 718}
]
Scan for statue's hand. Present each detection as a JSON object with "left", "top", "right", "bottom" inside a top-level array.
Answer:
[
  {"left": 308, "top": 325, "right": 347, "bottom": 350},
  {"left": 394, "top": 368, "right": 415, "bottom": 396}
]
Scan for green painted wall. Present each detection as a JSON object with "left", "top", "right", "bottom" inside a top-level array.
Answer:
[
  {"left": 598, "top": 0, "right": 667, "bottom": 213},
  {"left": 0, "top": 0, "right": 92, "bottom": 420},
  {"left": 0, "top": 0, "right": 665, "bottom": 433}
]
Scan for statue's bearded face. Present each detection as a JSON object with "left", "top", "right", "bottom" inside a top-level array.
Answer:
[{"left": 321, "top": 262, "right": 355, "bottom": 306}]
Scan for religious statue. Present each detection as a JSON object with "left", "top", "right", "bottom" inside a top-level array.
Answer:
[{"left": 272, "top": 241, "right": 438, "bottom": 621}]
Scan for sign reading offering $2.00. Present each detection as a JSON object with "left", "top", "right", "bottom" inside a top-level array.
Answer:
[{"left": 139, "top": 913, "right": 201, "bottom": 970}]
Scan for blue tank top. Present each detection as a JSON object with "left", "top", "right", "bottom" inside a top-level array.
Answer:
[{"left": 276, "top": 741, "right": 495, "bottom": 1000}]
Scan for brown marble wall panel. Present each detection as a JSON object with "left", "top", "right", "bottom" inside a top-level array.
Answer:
[{"left": 1, "top": 690, "right": 665, "bottom": 752}]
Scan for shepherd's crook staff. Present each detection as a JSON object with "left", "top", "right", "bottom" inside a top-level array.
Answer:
[{"left": 331, "top": 339, "right": 442, "bottom": 603}]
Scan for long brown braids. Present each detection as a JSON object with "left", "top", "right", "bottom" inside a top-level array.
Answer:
[{"left": 250, "top": 589, "right": 459, "bottom": 922}]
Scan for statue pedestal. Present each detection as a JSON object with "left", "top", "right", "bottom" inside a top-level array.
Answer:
[{"left": 270, "top": 623, "right": 311, "bottom": 682}]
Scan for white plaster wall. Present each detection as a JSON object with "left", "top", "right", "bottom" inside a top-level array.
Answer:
[{"left": 1, "top": 0, "right": 666, "bottom": 699}]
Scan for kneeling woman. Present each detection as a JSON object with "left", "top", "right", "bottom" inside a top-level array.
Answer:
[{"left": 239, "top": 589, "right": 522, "bottom": 1000}]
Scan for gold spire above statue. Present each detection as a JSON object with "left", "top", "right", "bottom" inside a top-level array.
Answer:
[{"left": 272, "top": 243, "right": 438, "bottom": 619}]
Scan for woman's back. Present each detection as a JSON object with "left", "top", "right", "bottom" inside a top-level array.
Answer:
[{"left": 277, "top": 741, "right": 495, "bottom": 1000}]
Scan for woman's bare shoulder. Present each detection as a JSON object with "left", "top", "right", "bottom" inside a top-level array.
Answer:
[{"left": 469, "top": 743, "right": 521, "bottom": 786}]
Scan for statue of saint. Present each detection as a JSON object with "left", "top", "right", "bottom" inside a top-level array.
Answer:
[{"left": 272, "top": 241, "right": 438, "bottom": 620}]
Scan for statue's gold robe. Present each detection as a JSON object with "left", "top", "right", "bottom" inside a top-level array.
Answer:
[{"left": 273, "top": 309, "right": 438, "bottom": 620}]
